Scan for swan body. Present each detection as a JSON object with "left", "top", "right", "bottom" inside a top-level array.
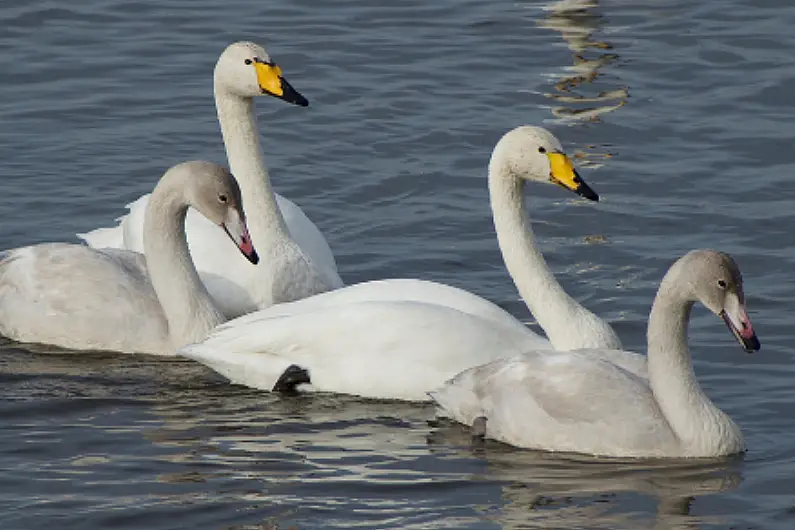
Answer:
[
  {"left": 79, "top": 42, "right": 342, "bottom": 318},
  {"left": 180, "top": 126, "right": 625, "bottom": 400},
  {"left": 0, "top": 161, "right": 257, "bottom": 355},
  {"left": 183, "top": 301, "right": 546, "bottom": 402},
  {"left": 430, "top": 250, "right": 761, "bottom": 458}
]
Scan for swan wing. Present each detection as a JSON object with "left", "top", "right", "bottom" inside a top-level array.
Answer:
[
  {"left": 597, "top": 348, "right": 648, "bottom": 379},
  {"left": 0, "top": 243, "right": 167, "bottom": 353},
  {"left": 430, "top": 350, "right": 675, "bottom": 457},
  {"left": 230, "top": 278, "right": 539, "bottom": 339},
  {"left": 275, "top": 194, "right": 342, "bottom": 288},
  {"left": 180, "top": 300, "right": 549, "bottom": 401}
]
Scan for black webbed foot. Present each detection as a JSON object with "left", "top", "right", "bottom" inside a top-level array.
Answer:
[
  {"left": 272, "top": 364, "right": 310, "bottom": 392},
  {"left": 471, "top": 416, "right": 488, "bottom": 443}
]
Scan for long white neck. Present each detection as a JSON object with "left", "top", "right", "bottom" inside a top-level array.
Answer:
[
  {"left": 646, "top": 276, "right": 742, "bottom": 456},
  {"left": 488, "top": 155, "right": 595, "bottom": 349},
  {"left": 143, "top": 179, "right": 226, "bottom": 351},
  {"left": 214, "top": 84, "right": 290, "bottom": 248}
]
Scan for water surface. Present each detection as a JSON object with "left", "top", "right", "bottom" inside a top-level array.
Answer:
[{"left": 1, "top": 0, "right": 794, "bottom": 528}]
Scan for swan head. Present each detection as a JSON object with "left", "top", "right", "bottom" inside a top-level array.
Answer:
[
  {"left": 174, "top": 160, "right": 260, "bottom": 265},
  {"left": 492, "top": 126, "right": 599, "bottom": 201},
  {"left": 214, "top": 41, "right": 308, "bottom": 106},
  {"left": 669, "top": 250, "right": 760, "bottom": 353}
]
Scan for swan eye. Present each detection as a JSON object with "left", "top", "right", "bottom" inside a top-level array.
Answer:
[
  {"left": 717, "top": 279, "right": 727, "bottom": 289},
  {"left": 218, "top": 194, "right": 228, "bottom": 204},
  {"left": 538, "top": 146, "right": 547, "bottom": 154},
  {"left": 244, "top": 59, "right": 253, "bottom": 65}
]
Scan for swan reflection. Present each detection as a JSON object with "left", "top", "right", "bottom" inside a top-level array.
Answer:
[
  {"left": 428, "top": 420, "right": 742, "bottom": 530},
  {"left": 533, "top": 0, "right": 628, "bottom": 125}
]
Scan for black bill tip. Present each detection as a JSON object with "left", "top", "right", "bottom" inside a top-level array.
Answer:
[
  {"left": 245, "top": 248, "right": 260, "bottom": 265},
  {"left": 721, "top": 311, "right": 761, "bottom": 353},
  {"left": 276, "top": 77, "right": 309, "bottom": 107},
  {"left": 573, "top": 172, "right": 599, "bottom": 202},
  {"left": 222, "top": 225, "right": 260, "bottom": 265},
  {"left": 742, "top": 333, "right": 761, "bottom": 353}
]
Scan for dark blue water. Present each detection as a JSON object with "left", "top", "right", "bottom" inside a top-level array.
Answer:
[{"left": 1, "top": 0, "right": 794, "bottom": 528}]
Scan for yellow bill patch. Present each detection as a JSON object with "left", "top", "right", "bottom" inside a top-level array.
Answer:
[
  {"left": 254, "top": 62, "right": 284, "bottom": 96},
  {"left": 547, "top": 152, "right": 579, "bottom": 191}
]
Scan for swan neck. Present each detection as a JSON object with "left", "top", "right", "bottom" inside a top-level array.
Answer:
[
  {"left": 646, "top": 280, "right": 736, "bottom": 454},
  {"left": 488, "top": 156, "right": 580, "bottom": 347},
  {"left": 214, "top": 85, "right": 289, "bottom": 245},
  {"left": 144, "top": 179, "right": 225, "bottom": 350}
]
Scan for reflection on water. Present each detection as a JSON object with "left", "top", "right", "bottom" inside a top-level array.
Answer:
[
  {"left": 534, "top": 0, "right": 628, "bottom": 127},
  {"left": 144, "top": 388, "right": 743, "bottom": 530},
  {"left": 0, "top": 348, "right": 766, "bottom": 529},
  {"left": 429, "top": 420, "right": 742, "bottom": 529},
  {"left": 147, "top": 389, "right": 437, "bottom": 485},
  {"left": 142, "top": 389, "right": 489, "bottom": 529},
  {"left": 2, "top": 0, "right": 795, "bottom": 526}
]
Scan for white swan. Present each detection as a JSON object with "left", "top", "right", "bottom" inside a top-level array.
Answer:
[
  {"left": 430, "top": 250, "right": 761, "bottom": 458},
  {"left": 179, "top": 126, "right": 627, "bottom": 401},
  {"left": 0, "top": 161, "right": 258, "bottom": 355},
  {"left": 79, "top": 42, "right": 342, "bottom": 318}
]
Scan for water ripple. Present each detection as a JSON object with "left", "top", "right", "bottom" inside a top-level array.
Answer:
[{"left": 1, "top": 0, "right": 795, "bottom": 528}]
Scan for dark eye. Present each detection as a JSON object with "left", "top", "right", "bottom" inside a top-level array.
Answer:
[
  {"left": 244, "top": 58, "right": 252, "bottom": 65},
  {"left": 717, "top": 279, "right": 727, "bottom": 289},
  {"left": 538, "top": 146, "right": 547, "bottom": 154},
  {"left": 218, "top": 194, "right": 228, "bottom": 204}
]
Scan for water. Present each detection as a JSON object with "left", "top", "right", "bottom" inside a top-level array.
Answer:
[{"left": 1, "top": 0, "right": 794, "bottom": 527}]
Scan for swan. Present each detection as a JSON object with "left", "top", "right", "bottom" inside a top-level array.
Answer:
[
  {"left": 429, "top": 250, "right": 761, "bottom": 458},
  {"left": 0, "top": 161, "right": 258, "bottom": 355},
  {"left": 179, "top": 126, "right": 628, "bottom": 401},
  {"left": 78, "top": 41, "right": 343, "bottom": 318}
]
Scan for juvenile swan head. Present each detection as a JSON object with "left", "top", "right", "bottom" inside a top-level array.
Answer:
[
  {"left": 663, "top": 249, "right": 760, "bottom": 352},
  {"left": 167, "top": 160, "right": 259, "bottom": 265}
]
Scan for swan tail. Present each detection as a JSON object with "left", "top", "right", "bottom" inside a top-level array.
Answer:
[
  {"left": 428, "top": 380, "right": 483, "bottom": 425},
  {"left": 178, "top": 344, "right": 298, "bottom": 393}
]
